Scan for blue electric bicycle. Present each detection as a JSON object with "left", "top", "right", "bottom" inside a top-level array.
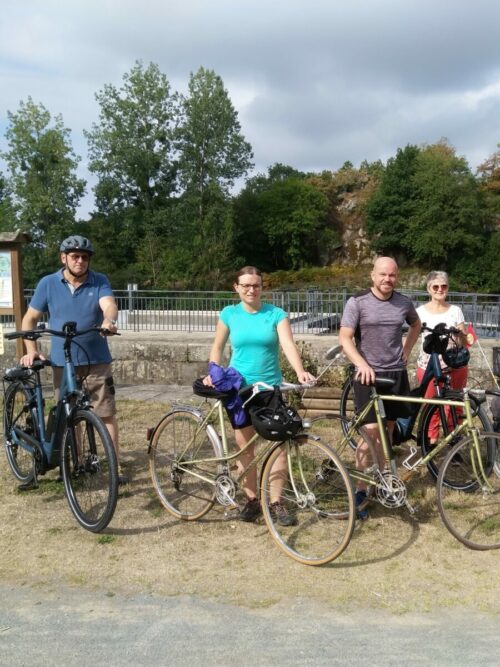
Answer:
[{"left": 3, "top": 321, "right": 118, "bottom": 532}]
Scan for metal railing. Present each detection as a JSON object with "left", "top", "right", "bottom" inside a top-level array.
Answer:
[
  {"left": 7, "top": 287, "right": 497, "bottom": 337},
  {"left": 108, "top": 288, "right": 500, "bottom": 336}
]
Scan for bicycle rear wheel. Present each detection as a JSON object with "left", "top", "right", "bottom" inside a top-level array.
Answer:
[
  {"left": 149, "top": 409, "right": 219, "bottom": 520},
  {"left": 62, "top": 409, "right": 118, "bottom": 532},
  {"left": 437, "top": 433, "right": 500, "bottom": 550},
  {"left": 3, "top": 381, "right": 37, "bottom": 483},
  {"left": 419, "top": 402, "right": 493, "bottom": 488},
  {"left": 260, "top": 436, "right": 355, "bottom": 566}
]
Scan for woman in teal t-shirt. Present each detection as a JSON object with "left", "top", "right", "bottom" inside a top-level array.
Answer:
[{"left": 203, "top": 266, "right": 315, "bottom": 524}]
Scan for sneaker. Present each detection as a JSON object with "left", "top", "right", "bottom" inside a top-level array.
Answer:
[
  {"left": 355, "top": 490, "right": 369, "bottom": 521},
  {"left": 239, "top": 497, "right": 261, "bottom": 522},
  {"left": 269, "top": 501, "right": 297, "bottom": 527},
  {"left": 118, "top": 465, "right": 129, "bottom": 486}
]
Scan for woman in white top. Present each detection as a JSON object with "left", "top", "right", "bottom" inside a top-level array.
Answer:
[{"left": 416, "top": 270, "right": 468, "bottom": 442}]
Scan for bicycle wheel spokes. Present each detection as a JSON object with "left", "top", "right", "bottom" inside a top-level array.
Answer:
[
  {"left": 62, "top": 410, "right": 118, "bottom": 532},
  {"left": 149, "top": 410, "right": 218, "bottom": 520},
  {"left": 309, "top": 414, "right": 377, "bottom": 500},
  {"left": 3, "top": 381, "right": 37, "bottom": 483},
  {"left": 260, "top": 436, "right": 355, "bottom": 566},
  {"left": 437, "top": 433, "right": 500, "bottom": 550},
  {"left": 419, "top": 403, "right": 492, "bottom": 487}
]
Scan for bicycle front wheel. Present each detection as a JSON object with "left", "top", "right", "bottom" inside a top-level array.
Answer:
[
  {"left": 339, "top": 376, "right": 358, "bottom": 450},
  {"left": 3, "top": 381, "right": 37, "bottom": 483},
  {"left": 149, "top": 409, "right": 219, "bottom": 520},
  {"left": 62, "top": 410, "right": 118, "bottom": 532},
  {"left": 437, "top": 432, "right": 500, "bottom": 550},
  {"left": 419, "top": 402, "right": 493, "bottom": 488},
  {"left": 260, "top": 436, "right": 355, "bottom": 566}
]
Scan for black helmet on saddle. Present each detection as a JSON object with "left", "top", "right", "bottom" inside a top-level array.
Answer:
[
  {"left": 60, "top": 235, "right": 94, "bottom": 255},
  {"left": 250, "top": 403, "right": 303, "bottom": 441}
]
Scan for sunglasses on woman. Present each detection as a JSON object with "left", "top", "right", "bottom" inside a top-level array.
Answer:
[{"left": 431, "top": 284, "right": 448, "bottom": 291}]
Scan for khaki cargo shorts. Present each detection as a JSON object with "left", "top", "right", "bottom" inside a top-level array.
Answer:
[{"left": 52, "top": 363, "right": 117, "bottom": 418}]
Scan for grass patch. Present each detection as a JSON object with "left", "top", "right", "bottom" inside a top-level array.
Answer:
[{"left": 0, "top": 397, "right": 498, "bottom": 614}]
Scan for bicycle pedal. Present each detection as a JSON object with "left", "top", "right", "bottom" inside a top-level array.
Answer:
[
  {"left": 405, "top": 500, "right": 416, "bottom": 515},
  {"left": 223, "top": 507, "right": 240, "bottom": 521}
]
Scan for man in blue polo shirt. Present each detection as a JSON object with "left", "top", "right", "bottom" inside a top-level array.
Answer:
[{"left": 20, "top": 235, "right": 127, "bottom": 484}]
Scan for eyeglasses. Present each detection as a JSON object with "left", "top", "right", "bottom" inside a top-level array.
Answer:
[
  {"left": 237, "top": 283, "right": 262, "bottom": 291},
  {"left": 67, "top": 253, "right": 90, "bottom": 262},
  {"left": 431, "top": 284, "right": 448, "bottom": 291}
]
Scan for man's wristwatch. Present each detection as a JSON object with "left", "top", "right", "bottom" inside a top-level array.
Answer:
[{"left": 108, "top": 318, "right": 118, "bottom": 326}]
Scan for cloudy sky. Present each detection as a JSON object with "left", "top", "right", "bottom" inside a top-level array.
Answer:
[{"left": 1, "top": 0, "right": 500, "bottom": 217}]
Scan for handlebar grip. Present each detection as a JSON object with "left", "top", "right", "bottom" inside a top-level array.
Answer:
[{"left": 4, "top": 331, "right": 41, "bottom": 341}]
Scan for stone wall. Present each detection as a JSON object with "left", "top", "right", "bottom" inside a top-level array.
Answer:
[{"left": 1, "top": 331, "right": 499, "bottom": 387}]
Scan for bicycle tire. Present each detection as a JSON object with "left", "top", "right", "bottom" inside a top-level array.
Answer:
[
  {"left": 437, "top": 432, "right": 500, "bottom": 550},
  {"left": 61, "top": 409, "right": 118, "bottom": 532},
  {"left": 3, "top": 381, "right": 37, "bottom": 483},
  {"left": 419, "top": 401, "right": 493, "bottom": 488},
  {"left": 260, "top": 435, "right": 355, "bottom": 566},
  {"left": 339, "top": 376, "right": 358, "bottom": 450},
  {"left": 149, "top": 409, "right": 219, "bottom": 520}
]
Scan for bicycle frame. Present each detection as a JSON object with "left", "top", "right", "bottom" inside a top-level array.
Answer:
[
  {"left": 342, "top": 387, "right": 491, "bottom": 491},
  {"left": 4, "top": 323, "right": 104, "bottom": 475},
  {"left": 159, "top": 383, "right": 319, "bottom": 504},
  {"left": 165, "top": 398, "right": 275, "bottom": 493}
]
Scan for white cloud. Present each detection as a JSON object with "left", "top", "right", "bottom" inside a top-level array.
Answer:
[{"left": 1, "top": 0, "right": 500, "bottom": 216}]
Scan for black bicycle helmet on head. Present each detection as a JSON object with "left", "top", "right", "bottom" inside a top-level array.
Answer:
[
  {"left": 250, "top": 403, "right": 303, "bottom": 441},
  {"left": 60, "top": 235, "right": 94, "bottom": 255}
]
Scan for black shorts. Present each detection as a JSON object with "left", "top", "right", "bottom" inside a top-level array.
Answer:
[{"left": 353, "top": 370, "right": 411, "bottom": 425}]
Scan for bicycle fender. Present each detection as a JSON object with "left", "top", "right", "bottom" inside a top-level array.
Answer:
[{"left": 146, "top": 405, "right": 205, "bottom": 452}]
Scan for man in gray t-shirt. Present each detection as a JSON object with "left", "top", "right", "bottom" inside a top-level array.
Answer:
[{"left": 339, "top": 257, "right": 421, "bottom": 518}]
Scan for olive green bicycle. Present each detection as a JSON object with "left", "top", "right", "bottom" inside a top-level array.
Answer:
[
  {"left": 148, "top": 381, "right": 355, "bottom": 566},
  {"left": 311, "top": 375, "right": 500, "bottom": 550}
]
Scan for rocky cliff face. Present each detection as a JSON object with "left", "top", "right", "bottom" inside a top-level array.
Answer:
[
  {"left": 332, "top": 191, "right": 425, "bottom": 287},
  {"left": 335, "top": 192, "right": 374, "bottom": 266}
]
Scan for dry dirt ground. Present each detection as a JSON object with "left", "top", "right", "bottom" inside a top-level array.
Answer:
[{"left": 1, "top": 397, "right": 499, "bottom": 617}]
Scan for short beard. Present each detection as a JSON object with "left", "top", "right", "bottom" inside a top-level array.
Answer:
[{"left": 64, "top": 263, "right": 89, "bottom": 280}]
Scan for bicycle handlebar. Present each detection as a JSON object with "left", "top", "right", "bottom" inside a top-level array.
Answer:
[
  {"left": 5, "top": 323, "right": 121, "bottom": 341},
  {"left": 243, "top": 380, "right": 315, "bottom": 393},
  {"left": 421, "top": 322, "right": 461, "bottom": 336},
  {"left": 238, "top": 380, "right": 316, "bottom": 399}
]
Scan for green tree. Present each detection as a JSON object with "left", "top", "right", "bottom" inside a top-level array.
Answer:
[
  {"left": 85, "top": 61, "right": 178, "bottom": 215},
  {"left": 405, "top": 142, "right": 485, "bottom": 266},
  {"left": 0, "top": 173, "right": 16, "bottom": 232},
  {"left": 477, "top": 145, "right": 500, "bottom": 225},
  {"left": 174, "top": 66, "right": 253, "bottom": 284},
  {"left": 1, "top": 98, "right": 85, "bottom": 284},
  {"left": 2, "top": 98, "right": 85, "bottom": 244},
  {"left": 365, "top": 144, "right": 420, "bottom": 258},
  {"left": 234, "top": 164, "right": 332, "bottom": 271},
  {"left": 177, "top": 67, "right": 253, "bottom": 200},
  {"left": 84, "top": 61, "right": 179, "bottom": 286}
]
